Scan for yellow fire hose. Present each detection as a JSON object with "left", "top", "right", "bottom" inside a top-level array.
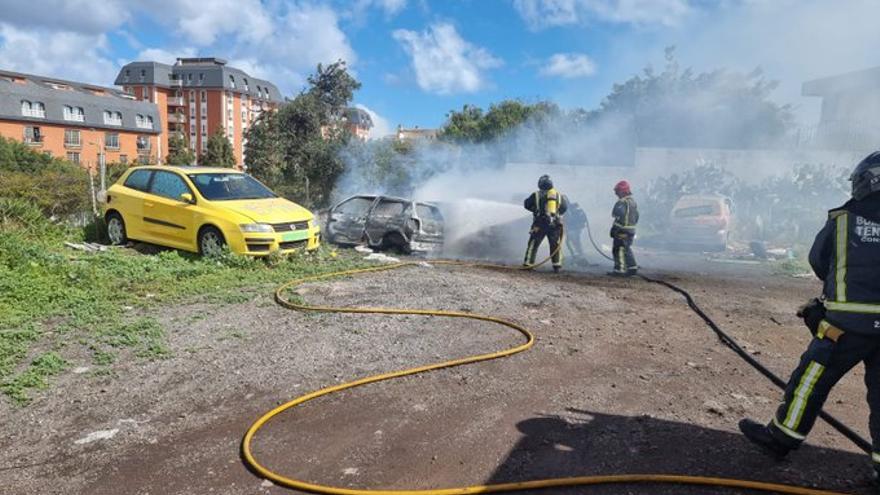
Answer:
[{"left": 241, "top": 244, "right": 854, "bottom": 495}]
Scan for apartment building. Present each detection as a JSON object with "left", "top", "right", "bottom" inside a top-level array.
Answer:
[
  {"left": 115, "top": 57, "right": 282, "bottom": 167},
  {"left": 0, "top": 70, "right": 161, "bottom": 168}
]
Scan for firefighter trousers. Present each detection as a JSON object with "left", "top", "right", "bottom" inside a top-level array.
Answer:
[
  {"left": 768, "top": 328, "right": 880, "bottom": 467},
  {"left": 524, "top": 223, "right": 563, "bottom": 268},
  {"left": 612, "top": 235, "right": 637, "bottom": 273}
]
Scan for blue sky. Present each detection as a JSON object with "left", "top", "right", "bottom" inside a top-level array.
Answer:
[{"left": 1, "top": 0, "right": 878, "bottom": 137}]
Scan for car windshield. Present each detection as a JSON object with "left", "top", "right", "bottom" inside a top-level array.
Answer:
[
  {"left": 187, "top": 173, "right": 276, "bottom": 201},
  {"left": 674, "top": 204, "right": 718, "bottom": 218}
]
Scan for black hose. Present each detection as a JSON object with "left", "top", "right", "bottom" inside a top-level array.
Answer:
[{"left": 581, "top": 217, "right": 872, "bottom": 453}]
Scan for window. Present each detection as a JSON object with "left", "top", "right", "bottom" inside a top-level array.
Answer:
[
  {"left": 20, "top": 100, "right": 45, "bottom": 118},
  {"left": 105, "top": 132, "right": 119, "bottom": 149},
  {"left": 63, "top": 106, "right": 84, "bottom": 122},
  {"left": 23, "top": 126, "right": 42, "bottom": 144},
  {"left": 149, "top": 171, "right": 190, "bottom": 200},
  {"left": 200, "top": 90, "right": 206, "bottom": 100},
  {"left": 135, "top": 114, "right": 153, "bottom": 129},
  {"left": 64, "top": 129, "right": 81, "bottom": 147},
  {"left": 189, "top": 90, "right": 195, "bottom": 102},
  {"left": 123, "top": 169, "right": 152, "bottom": 191},
  {"left": 119, "top": 154, "right": 128, "bottom": 165},
  {"left": 136, "top": 135, "right": 151, "bottom": 151},
  {"left": 229, "top": 75, "right": 235, "bottom": 88},
  {"left": 188, "top": 73, "right": 193, "bottom": 82},
  {"left": 243, "top": 78, "right": 248, "bottom": 90},
  {"left": 66, "top": 152, "right": 80, "bottom": 164},
  {"left": 103, "top": 110, "right": 122, "bottom": 126},
  {"left": 140, "top": 69, "right": 146, "bottom": 78},
  {"left": 199, "top": 73, "right": 204, "bottom": 82},
  {"left": 201, "top": 122, "right": 206, "bottom": 134},
  {"left": 373, "top": 200, "right": 405, "bottom": 217},
  {"left": 336, "top": 197, "right": 375, "bottom": 215},
  {"left": 256, "top": 85, "right": 261, "bottom": 98},
  {"left": 187, "top": 173, "right": 275, "bottom": 201}
]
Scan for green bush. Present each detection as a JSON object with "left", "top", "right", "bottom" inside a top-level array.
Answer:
[{"left": 0, "top": 136, "right": 93, "bottom": 218}]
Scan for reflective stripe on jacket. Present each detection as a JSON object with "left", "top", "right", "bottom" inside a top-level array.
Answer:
[
  {"left": 612, "top": 195, "right": 638, "bottom": 234},
  {"left": 811, "top": 194, "right": 880, "bottom": 334}
]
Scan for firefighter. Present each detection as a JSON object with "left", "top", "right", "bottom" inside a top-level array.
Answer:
[
  {"left": 565, "top": 202, "right": 588, "bottom": 262},
  {"left": 523, "top": 175, "right": 567, "bottom": 272},
  {"left": 739, "top": 152, "right": 880, "bottom": 486},
  {"left": 609, "top": 180, "right": 638, "bottom": 276}
]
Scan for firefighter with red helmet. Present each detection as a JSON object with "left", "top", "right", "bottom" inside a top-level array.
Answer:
[{"left": 609, "top": 180, "right": 639, "bottom": 277}]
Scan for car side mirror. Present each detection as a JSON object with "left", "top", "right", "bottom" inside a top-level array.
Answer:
[{"left": 180, "top": 193, "right": 195, "bottom": 204}]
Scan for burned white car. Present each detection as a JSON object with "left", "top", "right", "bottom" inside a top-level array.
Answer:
[{"left": 325, "top": 195, "right": 444, "bottom": 254}]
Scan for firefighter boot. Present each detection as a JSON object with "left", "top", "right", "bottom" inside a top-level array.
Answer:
[{"left": 738, "top": 419, "right": 791, "bottom": 460}]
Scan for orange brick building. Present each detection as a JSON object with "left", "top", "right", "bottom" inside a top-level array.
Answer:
[
  {"left": 115, "top": 58, "right": 282, "bottom": 167},
  {"left": 0, "top": 70, "right": 161, "bottom": 169}
]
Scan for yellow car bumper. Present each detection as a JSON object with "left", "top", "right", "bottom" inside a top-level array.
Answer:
[{"left": 230, "top": 227, "right": 321, "bottom": 256}]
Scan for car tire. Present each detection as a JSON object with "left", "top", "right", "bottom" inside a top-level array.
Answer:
[
  {"left": 198, "top": 226, "right": 227, "bottom": 257},
  {"left": 386, "top": 233, "right": 412, "bottom": 255},
  {"left": 106, "top": 212, "right": 127, "bottom": 246}
]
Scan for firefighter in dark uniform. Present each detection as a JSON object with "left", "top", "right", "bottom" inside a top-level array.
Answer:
[
  {"left": 565, "top": 202, "right": 588, "bottom": 261},
  {"left": 739, "top": 152, "right": 880, "bottom": 486},
  {"left": 523, "top": 175, "right": 567, "bottom": 272},
  {"left": 609, "top": 180, "right": 638, "bottom": 276}
]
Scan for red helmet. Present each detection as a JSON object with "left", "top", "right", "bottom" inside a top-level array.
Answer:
[{"left": 614, "top": 180, "right": 631, "bottom": 196}]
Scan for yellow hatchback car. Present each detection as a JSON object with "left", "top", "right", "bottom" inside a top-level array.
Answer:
[{"left": 101, "top": 166, "right": 320, "bottom": 256}]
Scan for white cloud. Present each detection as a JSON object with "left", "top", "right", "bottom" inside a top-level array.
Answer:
[
  {"left": 355, "top": 103, "right": 393, "bottom": 139},
  {"left": 540, "top": 52, "right": 597, "bottom": 78},
  {"left": 136, "top": 47, "right": 197, "bottom": 65},
  {"left": 0, "top": 0, "right": 129, "bottom": 33},
  {"left": 0, "top": 23, "right": 118, "bottom": 85},
  {"left": 354, "top": 0, "right": 408, "bottom": 17},
  {"left": 393, "top": 22, "right": 502, "bottom": 94},
  {"left": 513, "top": 0, "right": 691, "bottom": 30},
  {"left": 134, "top": 0, "right": 273, "bottom": 46}
]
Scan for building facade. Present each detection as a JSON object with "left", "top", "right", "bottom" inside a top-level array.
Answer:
[
  {"left": 803, "top": 66, "right": 880, "bottom": 152},
  {"left": 0, "top": 70, "right": 161, "bottom": 168},
  {"left": 115, "top": 57, "right": 282, "bottom": 167}
]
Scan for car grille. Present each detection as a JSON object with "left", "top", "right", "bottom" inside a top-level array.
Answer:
[
  {"left": 279, "top": 240, "right": 308, "bottom": 250},
  {"left": 272, "top": 221, "right": 309, "bottom": 232},
  {"left": 246, "top": 243, "right": 271, "bottom": 252}
]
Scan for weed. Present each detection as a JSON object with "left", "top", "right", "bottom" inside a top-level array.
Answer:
[
  {"left": 0, "top": 199, "right": 370, "bottom": 403},
  {"left": 1, "top": 352, "right": 67, "bottom": 405}
]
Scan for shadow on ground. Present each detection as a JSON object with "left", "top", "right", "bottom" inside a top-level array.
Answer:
[{"left": 487, "top": 409, "right": 873, "bottom": 494}]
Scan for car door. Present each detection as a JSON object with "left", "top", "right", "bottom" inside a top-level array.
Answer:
[
  {"left": 114, "top": 169, "right": 154, "bottom": 240},
  {"left": 327, "top": 196, "right": 376, "bottom": 244},
  {"left": 143, "top": 170, "right": 198, "bottom": 250},
  {"left": 364, "top": 198, "right": 407, "bottom": 246}
]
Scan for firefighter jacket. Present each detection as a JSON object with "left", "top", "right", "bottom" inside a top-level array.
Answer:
[
  {"left": 524, "top": 188, "right": 568, "bottom": 224},
  {"left": 611, "top": 195, "right": 638, "bottom": 238},
  {"left": 810, "top": 193, "right": 880, "bottom": 335},
  {"left": 566, "top": 204, "right": 588, "bottom": 230}
]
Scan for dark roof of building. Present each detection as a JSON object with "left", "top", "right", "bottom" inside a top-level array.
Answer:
[
  {"left": 0, "top": 69, "right": 161, "bottom": 133},
  {"left": 345, "top": 107, "right": 373, "bottom": 127},
  {"left": 802, "top": 66, "right": 880, "bottom": 96},
  {"left": 115, "top": 58, "right": 283, "bottom": 103}
]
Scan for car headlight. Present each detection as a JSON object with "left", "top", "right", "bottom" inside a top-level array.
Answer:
[{"left": 240, "top": 223, "right": 274, "bottom": 233}]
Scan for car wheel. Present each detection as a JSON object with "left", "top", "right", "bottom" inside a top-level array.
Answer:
[
  {"left": 386, "top": 233, "right": 411, "bottom": 255},
  {"left": 106, "top": 212, "right": 127, "bottom": 245},
  {"left": 198, "top": 226, "right": 226, "bottom": 257}
]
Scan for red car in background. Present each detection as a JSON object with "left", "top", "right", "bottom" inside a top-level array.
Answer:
[{"left": 669, "top": 194, "right": 734, "bottom": 251}]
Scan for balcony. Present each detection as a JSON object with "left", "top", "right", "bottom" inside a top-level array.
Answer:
[
  {"left": 167, "top": 113, "right": 185, "bottom": 124},
  {"left": 167, "top": 96, "right": 185, "bottom": 106}
]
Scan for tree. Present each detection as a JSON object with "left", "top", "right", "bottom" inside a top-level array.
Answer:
[
  {"left": 166, "top": 134, "right": 195, "bottom": 166},
  {"left": 589, "top": 46, "right": 793, "bottom": 150},
  {"left": 244, "top": 60, "right": 361, "bottom": 207},
  {"left": 439, "top": 100, "right": 559, "bottom": 144},
  {"left": 200, "top": 129, "right": 235, "bottom": 168}
]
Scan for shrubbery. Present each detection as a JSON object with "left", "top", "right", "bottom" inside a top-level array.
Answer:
[{"left": 0, "top": 136, "right": 93, "bottom": 218}]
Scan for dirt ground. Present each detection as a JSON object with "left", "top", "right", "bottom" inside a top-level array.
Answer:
[{"left": 1, "top": 249, "right": 877, "bottom": 495}]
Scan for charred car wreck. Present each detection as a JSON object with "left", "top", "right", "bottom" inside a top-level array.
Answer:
[{"left": 325, "top": 195, "right": 444, "bottom": 254}]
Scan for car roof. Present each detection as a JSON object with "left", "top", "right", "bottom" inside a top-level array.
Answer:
[{"left": 131, "top": 165, "right": 244, "bottom": 174}]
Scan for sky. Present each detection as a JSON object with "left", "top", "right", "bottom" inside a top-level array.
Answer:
[{"left": 0, "top": 0, "right": 878, "bottom": 139}]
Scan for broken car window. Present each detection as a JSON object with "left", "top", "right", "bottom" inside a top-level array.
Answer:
[
  {"left": 372, "top": 200, "right": 405, "bottom": 217},
  {"left": 336, "top": 197, "right": 374, "bottom": 215},
  {"left": 416, "top": 204, "right": 442, "bottom": 222}
]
